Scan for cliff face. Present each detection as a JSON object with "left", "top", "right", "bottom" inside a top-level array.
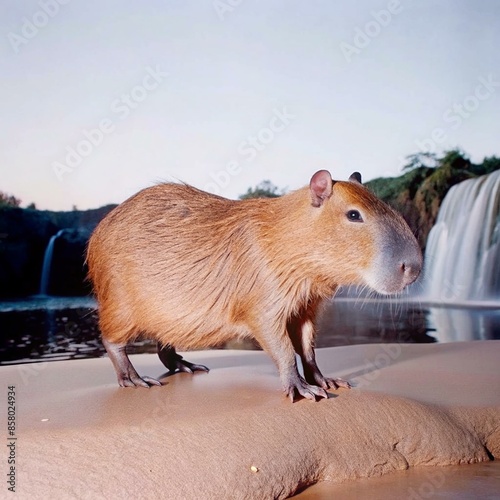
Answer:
[
  {"left": 0, "top": 205, "right": 115, "bottom": 298},
  {"left": 366, "top": 151, "right": 500, "bottom": 251},
  {"left": 367, "top": 167, "right": 477, "bottom": 251}
]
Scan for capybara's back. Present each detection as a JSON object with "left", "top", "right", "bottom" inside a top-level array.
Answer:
[
  {"left": 87, "top": 170, "right": 422, "bottom": 400},
  {"left": 88, "top": 183, "right": 287, "bottom": 350}
]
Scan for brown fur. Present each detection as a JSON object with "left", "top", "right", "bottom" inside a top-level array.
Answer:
[{"left": 87, "top": 171, "right": 422, "bottom": 399}]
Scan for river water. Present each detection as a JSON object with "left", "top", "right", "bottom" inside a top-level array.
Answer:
[{"left": 0, "top": 296, "right": 498, "bottom": 365}]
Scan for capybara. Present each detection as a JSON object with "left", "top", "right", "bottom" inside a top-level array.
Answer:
[{"left": 87, "top": 170, "right": 422, "bottom": 401}]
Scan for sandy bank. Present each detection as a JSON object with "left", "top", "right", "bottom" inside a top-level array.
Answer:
[{"left": 2, "top": 341, "right": 499, "bottom": 499}]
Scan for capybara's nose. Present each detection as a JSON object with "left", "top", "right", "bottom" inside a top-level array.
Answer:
[{"left": 400, "top": 259, "right": 422, "bottom": 286}]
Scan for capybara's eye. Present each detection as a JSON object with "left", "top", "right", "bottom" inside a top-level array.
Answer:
[{"left": 346, "top": 210, "right": 363, "bottom": 222}]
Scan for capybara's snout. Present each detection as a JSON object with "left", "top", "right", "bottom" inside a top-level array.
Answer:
[{"left": 367, "top": 228, "right": 423, "bottom": 295}]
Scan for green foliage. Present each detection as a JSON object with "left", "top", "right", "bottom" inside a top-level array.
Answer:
[
  {"left": 472, "top": 155, "right": 500, "bottom": 176},
  {"left": 439, "top": 148, "right": 471, "bottom": 173},
  {"left": 367, "top": 148, "right": 498, "bottom": 205},
  {"left": 367, "top": 167, "right": 434, "bottom": 201},
  {"left": 239, "top": 180, "right": 284, "bottom": 200},
  {"left": 402, "top": 152, "right": 438, "bottom": 171},
  {"left": 366, "top": 148, "right": 500, "bottom": 250},
  {"left": 0, "top": 192, "right": 21, "bottom": 208}
]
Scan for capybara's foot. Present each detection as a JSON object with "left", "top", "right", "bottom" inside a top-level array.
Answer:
[
  {"left": 284, "top": 375, "right": 328, "bottom": 402},
  {"left": 303, "top": 364, "right": 351, "bottom": 391},
  {"left": 102, "top": 337, "right": 162, "bottom": 388},
  {"left": 324, "top": 377, "right": 351, "bottom": 390},
  {"left": 172, "top": 358, "right": 210, "bottom": 374},
  {"left": 308, "top": 374, "right": 351, "bottom": 391},
  {"left": 118, "top": 373, "right": 162, "bottom": 388},
  {"left": 158, "top": 344, "right": 210, "bottom": 374}
]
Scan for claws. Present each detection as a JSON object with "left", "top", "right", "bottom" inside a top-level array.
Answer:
[
  {"left": 141, "top": 376, "right": 163, "bottom": 386},
  {"left": 335, "top": 378, "right": 351, "bottom": 389},
  {"left": 304, "top": 369, "right": 351, "bottom": 391},
  {"left": 173, "top": 359, "right": 210, "bottom": 374},
  {"left": 158, "top": 344, "right": 209, "bottom": 375},
  {"left": 284, "top": 371, "right": 351, "bottom": 402},
  {"left": 118, "top": 374, "right": 162, "bottom": 388},
  {"left": 102, "top": 338, "right": 163, "bottom": 389},
  {"left": 321, "top": 377, "right": 351, "bottom": 390},
  {"left": 284, "top": 377, "right": 329, "bottom": 402}
]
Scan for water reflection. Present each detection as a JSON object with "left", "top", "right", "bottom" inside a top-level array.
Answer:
[
  {"left": 0, "top": 297, "right": 156, "bottom": 364},
  {"left": 317, "top": 299, "right": 434, "bottom": 346},
  {"left": 316, "top": 298, "right": 500, "bottom": 346},
  {"left": 0, "top": 297, "right": 498, "bottom": 364},
  {"left": 428, "top": 306, "right": 500, "bottom": 342}
]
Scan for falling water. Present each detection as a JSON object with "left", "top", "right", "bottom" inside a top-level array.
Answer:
[
  {"left": 39, "top": 229, "right": 66, "bottom": 296},
  {"left": 424, "top": 170, "right": 500, "bottom": 302}
]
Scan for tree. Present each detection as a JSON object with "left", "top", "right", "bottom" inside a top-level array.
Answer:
[
  {"left": 477, "top": 156, "right": 500, "bottom": 176},
  {"left": 0, "top": 192, "right": 21, "bottom": 208},
  {"left": 439, "top": 149, "right": 471, "bottom": 173},
  {"left": 402, "top": 152, "right": 438, "bottom": 171},
  {"left": 239, "top": 180, "right": 285, "bottom": 200}
]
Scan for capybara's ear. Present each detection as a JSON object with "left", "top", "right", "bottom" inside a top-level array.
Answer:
[
  {"left": 310, "top": 170, "right": 333, "bottom": 207},
  {"left": 349, "top": 172, "right": 362, "bottom": 184}
]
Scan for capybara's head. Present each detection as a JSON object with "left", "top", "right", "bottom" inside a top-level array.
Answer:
[{"left": 308, "top": 170, "right": 422, "bottom": 294}]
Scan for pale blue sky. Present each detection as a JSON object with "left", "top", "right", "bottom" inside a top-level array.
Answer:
[{"left": 1, "top": 0, "right": 499, "bottom": 210}]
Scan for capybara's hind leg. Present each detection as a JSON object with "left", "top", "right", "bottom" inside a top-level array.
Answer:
[
  {"left": 102, "top": 338, "right": 161, "bottom": 388},
  {"left": 157, "top": 343, "right": 209, "bottom": 374}
]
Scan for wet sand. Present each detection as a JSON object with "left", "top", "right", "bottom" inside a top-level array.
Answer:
[
  {"left": 2, "top": 341, "right": 499, "bottom": 499},
  {"left": 295, "top": 462, "right": 500, "bottom": 499}
]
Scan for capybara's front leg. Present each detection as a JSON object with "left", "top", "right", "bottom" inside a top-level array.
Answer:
[
  {"left": 289, "top": 313, "right": 351, "bottom": 391},
  {"left": 282, "top": 367, "right": 329, "bottom": 402},
  {"left": 257, "top": 326, "right": 328, "bottom": 402},
  {"left": 157, "top": 343, "right": 209, "bottom": 374},
  {"left": 303, "top": 356, "right": 351, "bottom": 391},
  {"left": 102, "top": 338, "right": 161, "bottom": 388}
]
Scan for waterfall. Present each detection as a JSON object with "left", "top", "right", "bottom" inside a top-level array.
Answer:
[
  {"left": 39, "top": 229, "right": 66, "bottom": 296},
  {"left": 424, "top": 170, "right": 500, "bottom": 301}
]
